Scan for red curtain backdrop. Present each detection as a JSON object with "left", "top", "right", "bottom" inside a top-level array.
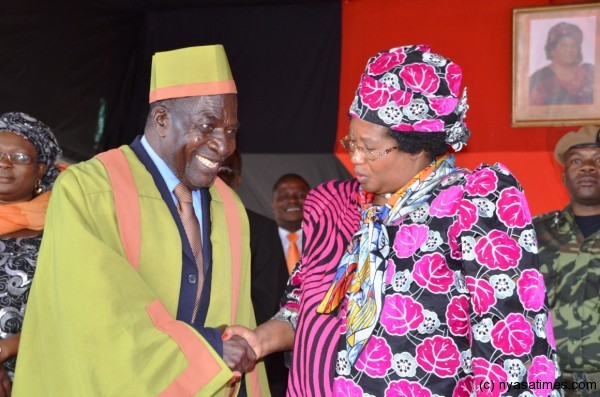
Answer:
[{"left": 333, "top": 0, "right": 598, "bottom": 216}]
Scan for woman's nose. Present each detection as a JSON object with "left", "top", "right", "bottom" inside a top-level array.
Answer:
[
  {"left": 349, "top": 150, "right": 366, "bottom": 165},
  {"left": 0, "top": 153, "right": 13, "bottom": 168}
]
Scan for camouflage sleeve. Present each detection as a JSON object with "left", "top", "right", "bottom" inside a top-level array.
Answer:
[{"left": 533, "top": 213, "right": 560, "bottom": 308}]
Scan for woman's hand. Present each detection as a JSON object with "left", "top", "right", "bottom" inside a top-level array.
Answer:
[
  {"left": 223, "top": 325, "right": 263, "bottom": 359},
  {"left": 223, "top": 319, "right": 295, "bottom": 361}
]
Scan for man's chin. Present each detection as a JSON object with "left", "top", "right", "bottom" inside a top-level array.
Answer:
[
  {"left": 184, "top": 173, "right": 218, "bottom": 190},
  {"left": 282, "top": 215, "right": 303, "bottom": 223}
]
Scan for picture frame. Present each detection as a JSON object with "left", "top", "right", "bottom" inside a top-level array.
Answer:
[{"left": 512, "top": 3, "right": 600, "bottom": 127}]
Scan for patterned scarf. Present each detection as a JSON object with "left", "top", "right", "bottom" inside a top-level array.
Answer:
[{"left": 317, "top": 153, "right": 456, "bottom": 364}]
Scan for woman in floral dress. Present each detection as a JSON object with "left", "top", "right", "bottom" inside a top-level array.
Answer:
[
  {"left": 0, "top": 112, "right": 62, "bottom": 393},
  {"left": 226, "top": 45, "right": 560, "bottom": 397}
]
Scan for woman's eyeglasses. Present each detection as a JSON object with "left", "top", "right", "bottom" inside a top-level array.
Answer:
[
  {"left": 339, "top": 135, "right": 398, "bottom": 161},
  {"left": 0, "top": 152, "right": 38, "bottom": 165}
]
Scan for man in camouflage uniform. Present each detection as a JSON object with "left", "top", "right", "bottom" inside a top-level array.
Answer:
[{"left": 535, "top": 125, "right": 600, "bottom": 397}]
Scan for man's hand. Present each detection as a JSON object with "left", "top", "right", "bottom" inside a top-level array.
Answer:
[
  {"left": 223, "top": 320, "right": 295, "bottom": 360},
  {"left": 223, "top": 325, "right": 262, "bottom": 358},
  {"left": 221, "top": 334, "right": 257, "bottom": 376}
]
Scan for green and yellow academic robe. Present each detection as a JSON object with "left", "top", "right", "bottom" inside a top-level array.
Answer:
[{"left": 13, "top": 145, "right": 268, "bottom": 397}]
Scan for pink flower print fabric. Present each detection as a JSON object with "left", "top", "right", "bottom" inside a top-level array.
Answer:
[
  {"left": 355, "top": 336, "right": 393, "bottom": 377},
  {"left": 349, "top": 45, "right": 471, "bottom": 150},
  {"left": 465, "top": 168, "right": 497, "bottom": 196},
  {"left": 282, "top": 165, "right": 558, "bottom": 396},
  {"left": 527, "top": 356, "right": 557, "bottom": 397},
  {"left": 466, "top": 276, "right": 497, "bottom": 316},
  {"left": 474, "top": 230, "right": 522, "bottom": 270},
  {"left": 430, "top": 185, "right": 462, "bottom": 217},
  {"left": 367, "top": 47, "right": 406, "bottom": 75},
  {"left": 393, "top": 224, "right": 429, "bottom": 258},
  {"left": 446, "top": 295, "right": 470, "bottom": 336},
  {"left": 413, "top": 253, "right": 454, "bottom": 293},
  {"left": 415, "top": 335, "right": 461, "bottom": 377},
  {"left": 517, "top": 269, "right": 547, "bottom": 311},
  {"left": 399, "top": 63, "right": 441, "bottom": 95},
  {"left": 491, "top": 313, "right": 535, "bottom": 356},
  {"left": 359, "top": 75, "right": 392, "bottom": 110},
  {"left": 472, "top": 357, "right": 509, "bottom": 397},
  {"left": 385, "top": 379, "right": 433, "bottom": 397},
  {"left": 380, "top": 294, "right": 424, "bottom": 336},
  {"left": 332, "top": 377, "right": 364, "bottom": 397},
  {"left": 497, "top": 187, "right": 532, "bottom": 228}
]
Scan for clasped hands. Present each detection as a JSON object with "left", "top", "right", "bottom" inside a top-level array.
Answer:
[{"left": 220, "top": 325, "right": 262, "bottom": 383}]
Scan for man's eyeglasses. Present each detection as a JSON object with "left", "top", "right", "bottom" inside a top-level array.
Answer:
[
  {"left": 339, "top": 135, "right": 398, "bottom": 161},
  {"left": 0, "top": 152, "right": 38, "bottom": 165}
]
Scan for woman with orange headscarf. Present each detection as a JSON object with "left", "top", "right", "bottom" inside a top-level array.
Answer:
[{"left": 0, "top": 112, "right": 62, "bottom": 395}]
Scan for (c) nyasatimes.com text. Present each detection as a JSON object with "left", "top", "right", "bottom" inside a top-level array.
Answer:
[{"left": 479, "top": 380, "right": 598, "bottom": 392}]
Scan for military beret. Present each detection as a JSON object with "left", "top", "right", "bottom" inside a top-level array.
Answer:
[{"left": 554, "top": 125, "right": 600, "bottom": 166}]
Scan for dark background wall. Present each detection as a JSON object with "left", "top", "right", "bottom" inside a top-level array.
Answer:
[
  {"left": 1, "top": 0, "right": 598, "bottom": 216},
  {"left": 0, "top": 0, "right": 341, "bottom": 159},
  {"left": 0, "top": 0, "right": 349, "bottom": 217}
]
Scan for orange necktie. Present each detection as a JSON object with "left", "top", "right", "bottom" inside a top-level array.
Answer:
[
  {"left": 286, "top": 232, "right": 300, "bottom": 275},
  {"left": 174, "top": 183, "right": 204, "bottom": 321}
]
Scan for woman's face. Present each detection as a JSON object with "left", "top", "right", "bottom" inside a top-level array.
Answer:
[
  {"left": 0, "top": 132, "right": 46, "bottom": 204},
  {"left": 551, "top": 36, "right": 580, "bottom": 66},
  {"left": 348, "top": 117, "right": 430, "bottom": 197}
]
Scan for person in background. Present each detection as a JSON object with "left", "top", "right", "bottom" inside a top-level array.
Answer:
[
  {"left": 0, "top": 112, "right": 62, "bottom": 397},
  {"left": 13, "top": 45, "right": 268, "bottom": 397},
  {"left": 529, "top": 22, "right": 594, "bottom": 106},
  {"left": 226, "top": 44, "right": 560, "bottom": 396},
  {"left": 535, "top": 125, "right": 600, "bottom": 397},
  {"left": 271, "top": 174, "right": 309, "bottom": 275},
  {"left": 219, "top": 150, "right": 289, "bottom": 397}
]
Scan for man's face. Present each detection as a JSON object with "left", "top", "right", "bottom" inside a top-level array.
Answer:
[
  {"left": 159, "top": 94, "right": 238, "bottom": 189},
  {"left": 272, "top": 177, "right": 310, "bottom": 231},
  {"left": 563, "top": 146, "right": 600, "bottom": 207}
]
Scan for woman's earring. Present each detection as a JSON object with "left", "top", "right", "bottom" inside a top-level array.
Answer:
[{"left": 34, "top": 180, "right": 44, "bottom": 195}]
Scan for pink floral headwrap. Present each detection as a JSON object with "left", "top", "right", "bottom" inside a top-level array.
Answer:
[{"left": 349, "top": 45, "right": 471, "bottom": 151}]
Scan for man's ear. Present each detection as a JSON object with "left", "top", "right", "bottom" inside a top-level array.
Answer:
[{"left": 151, "top": 105, "right": 169, "bottom": 137}]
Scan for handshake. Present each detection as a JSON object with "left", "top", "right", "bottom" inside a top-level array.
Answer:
[
  {"left": 219, "top": 319, "right": 295, "bottom": 382},
  {"left": 220, "top": 325, "right": 264, "bottom": 382}
]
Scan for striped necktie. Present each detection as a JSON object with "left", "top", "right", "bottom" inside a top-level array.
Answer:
[{"left": 174, "top": 183, "right": 204, "bottom": 321}]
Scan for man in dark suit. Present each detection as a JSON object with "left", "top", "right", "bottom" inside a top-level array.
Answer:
[{"left": 219, "top": 150, "right": 289, "bottom": 397}]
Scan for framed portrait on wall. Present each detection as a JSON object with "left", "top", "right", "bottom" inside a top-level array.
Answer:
[{"left": 512, "top": 3, "right": 600, "bottom": 127}]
